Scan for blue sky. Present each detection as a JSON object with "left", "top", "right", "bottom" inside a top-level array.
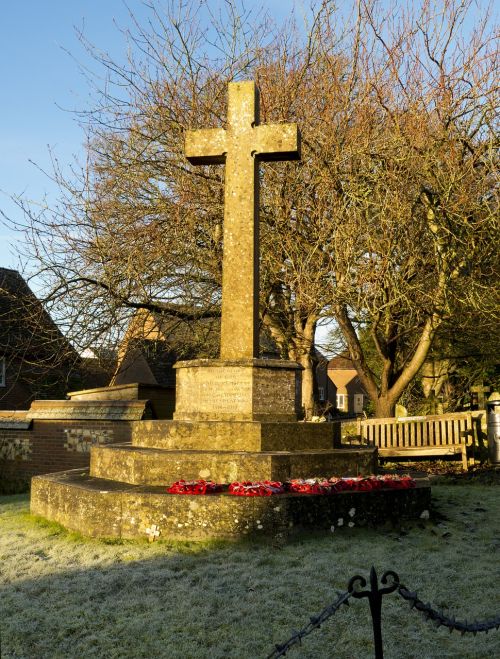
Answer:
[
  {"left": 0, "top": 1, "right": 298, "bottom": 271},
  {"left": 0, "top": 1, "right": 148, "bottom": 269},
  {"left": 0, "top": 0, "right": 492, "bottom": 274}
]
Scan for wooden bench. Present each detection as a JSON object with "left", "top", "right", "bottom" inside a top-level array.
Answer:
[{"left": 360, "top": 413, "right": 475, "bottom": 471}]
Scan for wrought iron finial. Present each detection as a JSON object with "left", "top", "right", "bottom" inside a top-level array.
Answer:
[{"left": 347, "top": 567, "right": 400, "bottom": 658}]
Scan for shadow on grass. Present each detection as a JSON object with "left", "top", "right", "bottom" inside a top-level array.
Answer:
[{"left": 1, "top": 487, "right": 499, "bottom": 658}]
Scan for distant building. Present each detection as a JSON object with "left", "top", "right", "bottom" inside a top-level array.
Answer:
[
  {"left": 111, "top": 309, "right": 220, "bottom": 388},
  {"left": 314, "top": 349, "right": 334, "bottom": 412},
  {"left": 0, "top": 268, "right": 79, "bottom": 409},
  {"left": 326, "top": 353, "right": 367, "bottom": 415},
  {"left": 111, "top": 307, "right": 280, "bottom": 389}
]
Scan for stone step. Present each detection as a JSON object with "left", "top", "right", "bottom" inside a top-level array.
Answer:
[
  {"left": 90, "top": 444, "right": 376, "bottom": 485},
  {"left": 31, "top": 468, "right": 431, "bottom": 541},
  {"left": 26, "top": 398, "right": 152, "bottom": 421},
  {"left": 131, "top": 419, "right": 339, "bottom": 452}
]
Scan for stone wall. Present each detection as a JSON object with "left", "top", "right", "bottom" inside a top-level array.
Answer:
[
  {"left": 340, "top": 419, "right": 361, "bottom": 442},
  {"left": 0, "top": 417, "right": 133, "bottom": 494}
]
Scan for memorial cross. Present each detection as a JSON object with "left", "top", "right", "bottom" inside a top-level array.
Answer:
[
  {"left": 470, "top": 384, "right": 491, "bottom": 409},
  {"left": 185, "top": 81, "right": 300, "bottom": 361}
]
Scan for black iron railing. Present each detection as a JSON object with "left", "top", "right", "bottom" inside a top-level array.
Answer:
[{"left": 268, "top": 566, "right": 500, "bottom": 658}]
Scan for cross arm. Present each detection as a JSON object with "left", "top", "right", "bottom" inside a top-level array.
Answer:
[
  {"left": 254, "top": 124, "right": 301, "bottom": 162},
  {"left": 185, "top": 128, "right": 227, "bottom": 165}
]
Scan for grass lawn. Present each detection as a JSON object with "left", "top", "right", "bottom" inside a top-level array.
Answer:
[{"left": 0, "top": 482, "right": 499, "bottom": 658}]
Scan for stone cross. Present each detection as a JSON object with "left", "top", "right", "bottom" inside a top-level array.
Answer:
[
  {"left": 185, "top": 81, "right": 300, "bottom": 361},
  {"left": 470, "top": 384, "right": 491, "bottom": 409}
]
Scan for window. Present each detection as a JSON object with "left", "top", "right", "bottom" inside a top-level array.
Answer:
[
  {"left": 0, "top": 357, "right": 5, "bottom": 387},
  {"left": 336, "top": 393, "right": 346, "bottom": 410},
  {"left": 318, "top": 386, "right": 325, "bottom": 402}
]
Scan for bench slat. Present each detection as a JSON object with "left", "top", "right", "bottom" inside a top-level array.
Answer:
[{"left": 379, "top": 445, "right": 464, "bottom": 457}]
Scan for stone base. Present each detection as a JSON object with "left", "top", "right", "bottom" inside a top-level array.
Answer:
[
  {"left": 173, "top": 359, "right": 302, "bottom": 421},
  {"left": 26, "top": 399, "right": 152, "bottom": 421},
  {"left": 131, "top": 419, "right": 340, "bottom": 452},
  {"left": 67, "top": 383, "right": 175, "bottom": 420},
  {"left": 31, "top": 469, "right": 431, "bottom": 541},
  {"left": 90, "top": 444, "right": 376, "bottom": 485}
]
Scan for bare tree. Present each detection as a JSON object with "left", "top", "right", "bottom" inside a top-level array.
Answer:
[
  {"left": 9, "top": 0, "right": 498, "bottom": 418},
  {"left": 326, "top": 0, "right": 499, "bottom": 416}
]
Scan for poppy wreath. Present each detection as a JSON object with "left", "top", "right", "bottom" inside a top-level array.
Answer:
[
  {"left": 331, "top": 476, "right": 383, "bottom": 493},
  {"left": 286, "top": 479, "right": 334, "bottom": 494},
  {"left": 167, "top": 479, "right": 225, "bottom": 495},
  {"left": 330, "top": 476, "right": 416, "bottom": 492},
  {"left": 166, "top": 475, "right": 416, "bottom": 495},
  {"left": 378, "top": 474, "right": 416, "bottom": 489},
  {"left": 228, "top": 481, "right": 286, "bottom": 496}
]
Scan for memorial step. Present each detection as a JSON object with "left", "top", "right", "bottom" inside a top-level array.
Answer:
[
  {"left": 90, "top": 444, "right": 376, "bottom": 486},
  {"left": 131, "top": 419, "right": 338, "bottom": 452},
  {"left": 31, "top": 468, "right": 431, "bottom": 541}
]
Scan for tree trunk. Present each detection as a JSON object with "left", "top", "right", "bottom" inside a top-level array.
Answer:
[
  {"left": 296, "top": 317, "right": 318, "bottom": 420},
  {"left": 262, "top": 309, "right": 318, "bottom": 420},
  {"left": 374, "top": 396, "right": 397, "bottom": 418},
  {"left": 335, "top": 304, "right": 443, "bottom": 419},
  {"left": 297, "top": 352, "right": 315, "bottom": 420}
]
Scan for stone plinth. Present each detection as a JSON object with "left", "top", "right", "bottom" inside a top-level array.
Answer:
[
  {"left": 31, "top": 469, "right": 431, "bottom": 541},
  {"left": 173, "top": 359, "right": 302, "bottom": 422}
]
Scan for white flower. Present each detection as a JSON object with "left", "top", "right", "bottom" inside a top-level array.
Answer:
[
  {"left": 348, "top": 521, "right": 355, "bottom": 528},
  {"left": 337, "top": 518, "right": 344, "bottom": 526},
  {"left": 330, "top": 525, "right": 335, "bottom": 533},
  {"left": 349, "top": 507, "right": 356, "bottom": 517},
  {"left": 145, "top": 524, "right": 161, "bottom": 542},
  {"left": 420, "top": 510, "right": 430, "bottom": 520}
]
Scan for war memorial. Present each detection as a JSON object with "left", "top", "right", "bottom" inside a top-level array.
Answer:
[{"left": 30, "top": 81, "right": 430, "bottom": 540}]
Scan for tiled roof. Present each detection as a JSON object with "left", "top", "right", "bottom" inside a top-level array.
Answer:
[
  {"left": 328, "top": 353, "right": 355, "bottom": 370},
  {"left": 0, "top": 268, "right": 76, "bottom": 361}
]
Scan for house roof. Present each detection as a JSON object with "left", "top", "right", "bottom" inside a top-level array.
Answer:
[
  {"left": 0, "top": 268, "right": 76, "bottom": 362},
  {"left": 328, "top": 353, "right": 355, "bottom": 370},
  {"left": 117, "top": 338, "right": 178, "bottom": 387},
  {"left": 149, "top": 311, "right": 221, "bottom": 359}
]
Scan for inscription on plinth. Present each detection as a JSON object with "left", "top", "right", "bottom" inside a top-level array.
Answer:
[
  {"left": 26, "top": 400, "right": 152, "bottom": 421},
  {"left": 201, "top": 369, "right": 252, "bottom": 412},
  {"left": 173, "top": 359, "right": 302, "bottom": 422}
]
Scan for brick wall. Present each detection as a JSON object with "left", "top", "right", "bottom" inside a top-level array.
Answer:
[{"left": 0, "top": 419, "right": 132, "bottom": 494}]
